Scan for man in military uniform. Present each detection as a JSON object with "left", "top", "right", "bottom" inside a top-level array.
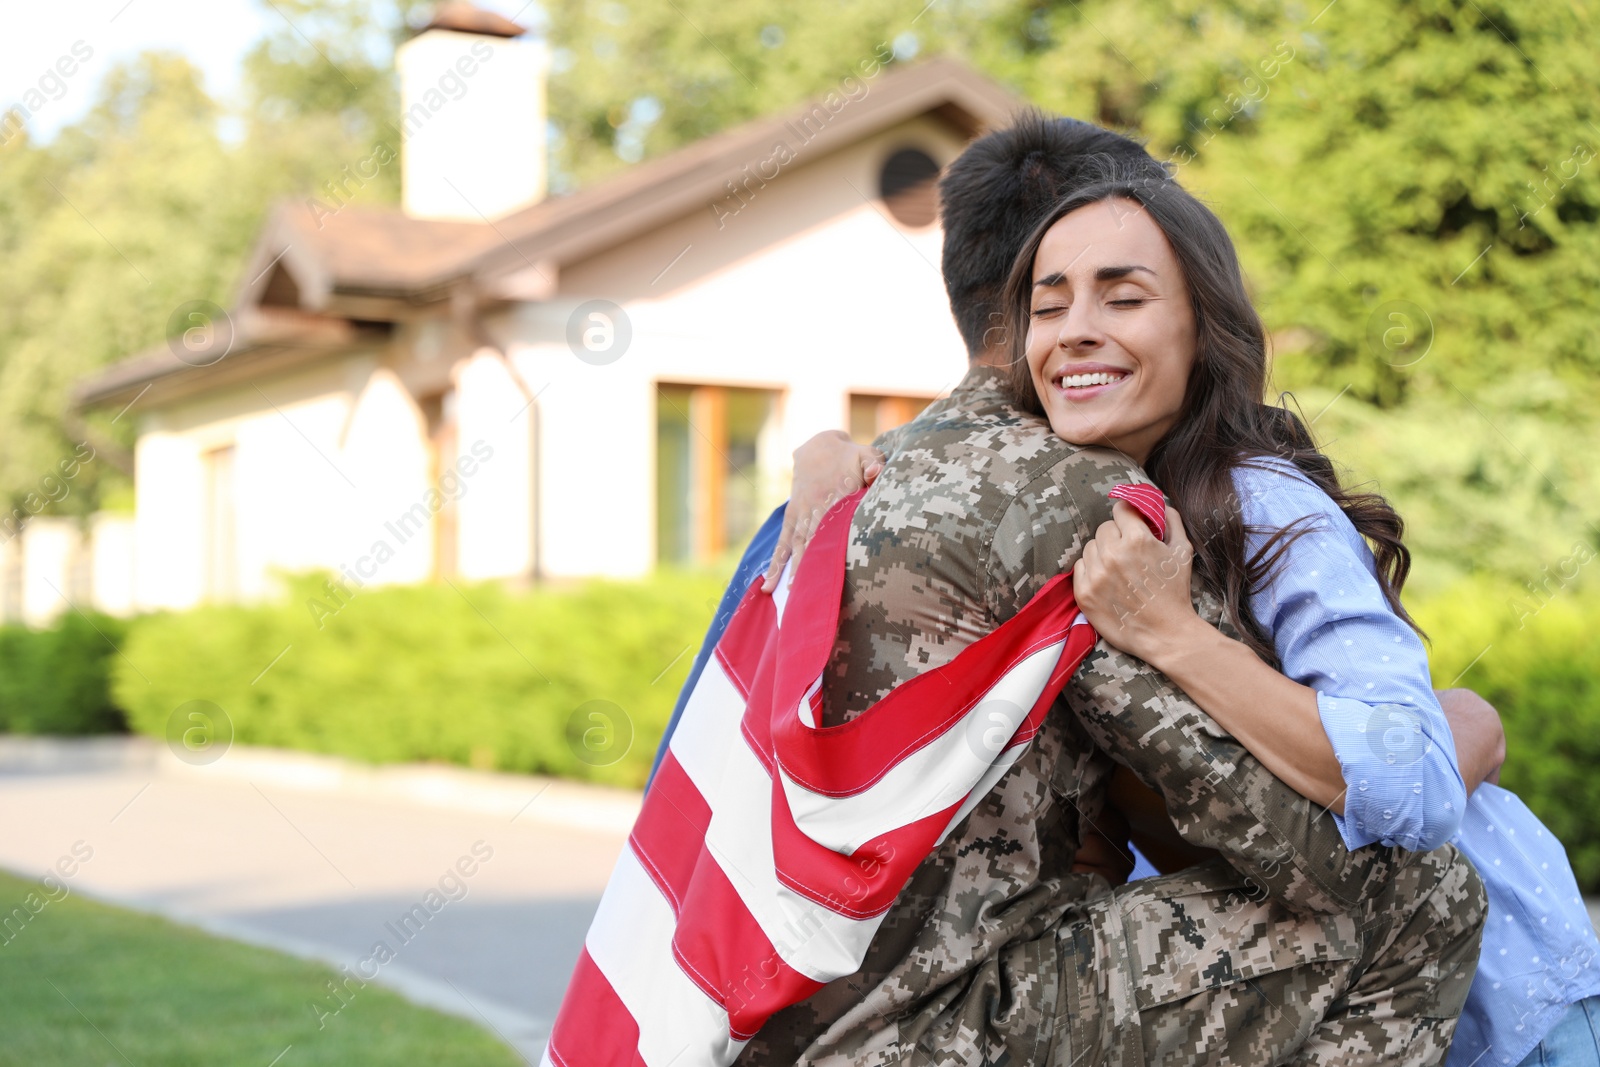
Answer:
[{"left": 733, "top": 112, "right": 1485, "bottom": 1065}]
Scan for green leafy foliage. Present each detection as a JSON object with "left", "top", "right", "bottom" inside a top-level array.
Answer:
[
  {"left": 0, "top": 612, "right": 127, "bottom": 735},
  {"left": 0, "top": 2, "right": 430, "bottom": 520},
  {"left": 541, "top": 0, "right": 924, "bottom": 188},
  {"left": 1291, "top": 385, "right": 1600, "bottom": 597},
  {"left": 1416, "top": 574, "right": 1600, "bottom": 892},
  {"left": 111, "top": 571, "right": 723, "bottom": 788}
]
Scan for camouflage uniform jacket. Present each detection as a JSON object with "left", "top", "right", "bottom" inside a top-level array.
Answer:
[{"left": 737, "top": 364, "right": 1412, "bottom": 1066}]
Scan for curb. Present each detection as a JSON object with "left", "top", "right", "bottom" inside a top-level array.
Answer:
[{"left": 0, "top": 736, "right": 641, "bottom": 836}]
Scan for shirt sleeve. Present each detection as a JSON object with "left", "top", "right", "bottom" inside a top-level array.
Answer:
[{"left": 1235, "top": 463, "right": 1467, "bottom": 852}]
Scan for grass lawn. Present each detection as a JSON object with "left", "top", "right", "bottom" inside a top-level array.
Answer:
[{"left": 0, "top": 871, "right": 524, "bottom": 1066}]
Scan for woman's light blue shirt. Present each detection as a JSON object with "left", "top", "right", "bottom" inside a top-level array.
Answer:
[{"left": 1233, "top": 458, "right": 1600, "bottom": 1067}]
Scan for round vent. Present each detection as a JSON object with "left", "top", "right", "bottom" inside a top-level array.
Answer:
[{"left": 878, "top": 147, "right": 940, "bottom": 228}]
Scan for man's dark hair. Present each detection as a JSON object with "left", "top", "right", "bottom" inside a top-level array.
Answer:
[{"left": 939, "top": 109, "right": 1164, "bottom": 359}]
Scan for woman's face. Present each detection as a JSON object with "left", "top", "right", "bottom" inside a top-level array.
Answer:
[{"left": 1024, "top": 197, "right": 1198, "bottom": 464}]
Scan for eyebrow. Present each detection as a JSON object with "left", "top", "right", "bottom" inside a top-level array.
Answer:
[{"left": 1033, "top": 264, "right": 1157, "bottom": 287}]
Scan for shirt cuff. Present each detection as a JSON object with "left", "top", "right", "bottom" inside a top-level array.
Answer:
[{"left": 1317, "top": 693, "right": 1458, "bottom": 852}]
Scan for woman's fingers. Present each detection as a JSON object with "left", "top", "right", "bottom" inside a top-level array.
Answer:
[
  {"left": 761, "top": 531, "right": 794, "bottom": 593},
  {"left": 790, "top": 504, "right": 830, "bottom": 572},
  {"left": 764, "top": 439, "right": 885, "bottom": 595}
]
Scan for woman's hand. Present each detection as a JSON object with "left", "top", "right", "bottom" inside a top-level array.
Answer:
[
  {"left": 1074, "top": 501, "right": 1203, "bottom": 667},
  {"left": 761, "top": 431, "right": 885, "bottom": 593}
]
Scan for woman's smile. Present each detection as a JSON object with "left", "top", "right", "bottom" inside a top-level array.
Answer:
[{"left": 1042, "top": 360, "right": 1133, "bottom": 402}]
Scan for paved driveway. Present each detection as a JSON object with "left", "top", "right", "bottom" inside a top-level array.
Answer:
[{"left": 0, "top": 740, "right": 636, "bottom": 1064}]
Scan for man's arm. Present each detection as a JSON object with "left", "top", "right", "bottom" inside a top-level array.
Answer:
[
  {"left": 1435, "top": 687, "right": 1506, "bottom": 789},
  {"left": 995, "top": 454, "right": 1407, "bottom": 914},
  {"left": 1064, "top": 635, "right": 1403, "bottom": 913}
]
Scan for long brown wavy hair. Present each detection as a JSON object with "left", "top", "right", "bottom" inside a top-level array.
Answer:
[{"left": 1001, "top": 173, "right": 1418, "bottom": 659}]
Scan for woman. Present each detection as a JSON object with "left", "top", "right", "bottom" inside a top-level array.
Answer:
[{"left": 781, "top": 174, "right": 1600, "bottom": 1066}]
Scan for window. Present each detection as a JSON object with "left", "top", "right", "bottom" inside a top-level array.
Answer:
[
  {"left": 656, "top": 384, "right": 781, "bottom": 565},
  {"left": 878, "top": 147, "right": 941, "bottom": 228},
  {"left": 848, "top": 393, "right": 935, "bottom": 447},
  {"left": 202, "top": 445, "right": 237, "bottom": 602}
]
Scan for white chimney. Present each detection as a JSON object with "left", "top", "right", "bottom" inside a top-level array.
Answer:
[{"left": 396, "top": 4, "right": 548, "bottom": 222}]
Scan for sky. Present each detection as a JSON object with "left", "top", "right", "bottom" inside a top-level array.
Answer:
[{"left": 1, "top": 0, "right": 533, "bottom": 143}]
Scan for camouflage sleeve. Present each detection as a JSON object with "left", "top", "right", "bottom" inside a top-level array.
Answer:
[
  {"left": 991, "top": 448, "right": 1406, "bottom": 914},
  {"left": 1064, "top": 641, "right": 1404, "bottom": 914}
]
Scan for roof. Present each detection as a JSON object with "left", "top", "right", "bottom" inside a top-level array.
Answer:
[
  {"left": 270, "top": 55, "right": 1021, "bottom": 301},
  {"left": 75, "top": 56, "right": 1024, "bottom": 411},
  {"left": 458, "top": 55, "right": 1020, "bottom": 285},
  {"left": 73, "top": 313, "right": 393, "bottom": 413}
]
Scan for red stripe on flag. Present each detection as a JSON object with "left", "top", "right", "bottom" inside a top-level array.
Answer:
[
  {"left": 670, "top": 854, "right": 825, "bottom": 1040},
  {"left": 546, "top": 948, "right": 647, "bottom": 1067},
  {"left": 1107, "top": 483, "right": 1168, "bottom": 540},
  {"left": 768, "top": 489, "right": 866, "bottom": 708},
  {"left": 714, "top": 580, "right": 778, "bottom": 700},
  {"left": 770, "top": 574, "right": 1082, "bottom": 798},
  {"left": 769, "top": 779, "right": 956, "bottom": 918},
  {"left": 628, "top": 751, "right": 712, "bottom": 917},
  {"left": 765, "top": 617, "right": 1098, "bottom": 918}
]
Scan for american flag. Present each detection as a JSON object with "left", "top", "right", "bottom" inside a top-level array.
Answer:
[{"left": 544, "top": 483, "right": 1167, "bottom": 1066}]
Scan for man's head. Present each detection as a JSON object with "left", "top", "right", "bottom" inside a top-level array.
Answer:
[{"left": 939, "top": 109, "right": 1165, "bottom": 361}]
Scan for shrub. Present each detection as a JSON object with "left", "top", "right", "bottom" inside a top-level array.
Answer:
[
  {"left": 48, "top": 559, "right": 1600, "bottom": 886},
  {"left": 110, "top": 572, "right": 723, "bottom": 789},
  {"left": 0, "top": 612, "right": 128, "bottom": 735},
  {"left": 1413, "top": 575, "right": 1600, "bottom": 892}
]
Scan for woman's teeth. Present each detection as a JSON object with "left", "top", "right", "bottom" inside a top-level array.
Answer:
[{"left": 1058, "top": 371, "right": 1124, "bottom": 388}]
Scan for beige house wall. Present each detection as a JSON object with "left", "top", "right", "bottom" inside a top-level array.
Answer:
[
  {"left": 107, "top": 114, "right": 972, "bottom": 610},
  {"left": 516, "top": 115, "right": 969, "bottom": 579}
]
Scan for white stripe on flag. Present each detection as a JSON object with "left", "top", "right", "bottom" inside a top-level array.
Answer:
[
  {"left": 797, "top": 675, "right": 821, "bottom": 729},
  {"left": 585, "top": 847, "right": 746, "bottom": 1067},
  {"left": 670, "top": 653, "right": 748, "bottom": 788},
  {"left": 778, "top": 639, "right": 1066, "bottom": 854},
  {"left": 670, "top": 657, "right": 882, "bottom": 982},
  {"left": 771, "top": 557, "right": 794, "bottom": 620}
]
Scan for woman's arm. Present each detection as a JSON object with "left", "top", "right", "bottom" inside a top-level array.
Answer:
[{"left": 1075, "top": 501, "right": 1350, "bottom": 813}]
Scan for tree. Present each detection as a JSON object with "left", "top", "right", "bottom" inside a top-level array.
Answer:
[
  {"left": 542, "top": 0, "right": 1600, "bottom": 586},
  {"left": 2, "top": 0, "right": 1595, "bottom": 588}
]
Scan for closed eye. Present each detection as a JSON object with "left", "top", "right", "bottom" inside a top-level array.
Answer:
[{"left": 1031, "top": 305, "right": 1068, "bottom": 318}]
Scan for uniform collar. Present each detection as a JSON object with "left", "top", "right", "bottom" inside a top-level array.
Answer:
[{"left": 951, "top": 361, "right": 1013, "bottom": 402}]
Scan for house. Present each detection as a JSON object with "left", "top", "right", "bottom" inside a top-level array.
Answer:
[{"left": 68, "top": 5, "right": 1023, "bottom": 614}]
